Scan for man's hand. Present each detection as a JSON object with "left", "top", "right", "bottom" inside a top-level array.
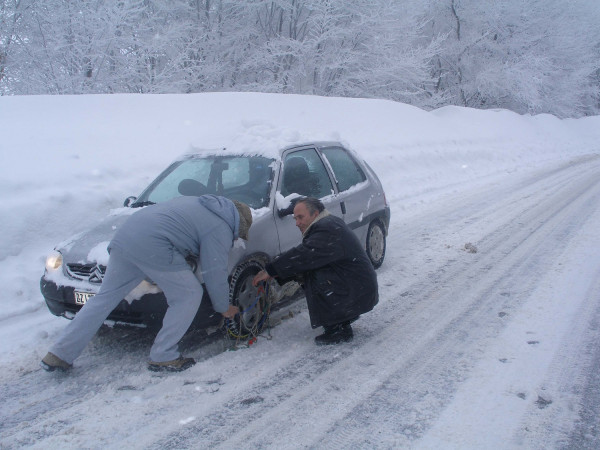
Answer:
[
  {"left": 222, "top": 304, "right": 239, "bottom": 319},
  {"left": 252, "top": 270, "right": 272, "bottom": 286}
]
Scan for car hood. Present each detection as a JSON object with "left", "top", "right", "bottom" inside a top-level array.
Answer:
[
  {"left": 54, "top": 204, "right": 276, "bottom": 276},
  {"left": 56, "top": 208, "right": 136, "bottom": 266}
]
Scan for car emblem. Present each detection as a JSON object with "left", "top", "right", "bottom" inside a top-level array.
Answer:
[{"left": 88, "top": 266, "right": 104, "bottom": 283}]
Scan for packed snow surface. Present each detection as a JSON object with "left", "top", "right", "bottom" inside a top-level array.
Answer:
[{"left": 1, "top": 92, "right": 600, "bottom": 448}]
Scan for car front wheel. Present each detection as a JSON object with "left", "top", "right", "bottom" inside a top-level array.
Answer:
[{"left": 227, "top": 260, "right": 269, "bottom": 338}]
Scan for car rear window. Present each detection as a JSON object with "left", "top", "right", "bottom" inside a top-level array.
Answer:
[{"left": 320, "top": 146, "right": 366, "bottom": 192}]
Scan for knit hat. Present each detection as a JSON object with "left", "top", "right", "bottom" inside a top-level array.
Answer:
[{"left": 232, "top": 200, "right": 252, "bottom": 240}]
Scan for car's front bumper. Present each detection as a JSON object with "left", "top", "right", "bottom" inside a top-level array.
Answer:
[{"left": 40, "top": 276, "right": 220, "bottom": 329}]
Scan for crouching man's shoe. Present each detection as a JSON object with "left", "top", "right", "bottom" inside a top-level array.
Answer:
[
  {"left": 148, "top": 356, "right": 196, "bottom": 373},
  {"left": 314, "top": 322, "right": 354, "bottom": 346},
  {"left": 40, "top": 352, "right": 72, "bottom": 372}
]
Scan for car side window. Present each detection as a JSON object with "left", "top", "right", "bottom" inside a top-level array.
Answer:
[
  {"left": 280, "top": 149, "right": 334, "bottom": 199},
  {"left": 320, "top": 146, "right": 366, "bottom": 192}
]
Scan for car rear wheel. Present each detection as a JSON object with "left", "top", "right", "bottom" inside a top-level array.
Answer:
[
  {"left": 227, "top": 260, "right": 269, "bottom": 338},
  {"left": 366, "top": 220, "right": 386, "bottom": 269}
]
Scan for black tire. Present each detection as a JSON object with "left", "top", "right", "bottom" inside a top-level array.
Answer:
[
  {"left": 366, "top": 220, "right": 386, "bottom": 269},
  {"left": 228, "top": 260, "right": 268, "bottom": 336}
]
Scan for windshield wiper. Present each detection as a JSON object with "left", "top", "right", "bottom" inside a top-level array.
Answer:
[{"left": 131, "top": 200, "right": 156, "bottom": 208}]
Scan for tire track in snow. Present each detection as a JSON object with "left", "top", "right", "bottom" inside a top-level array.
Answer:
[{"left": 562, "top": 274, "right": 600, "bottom": 450}]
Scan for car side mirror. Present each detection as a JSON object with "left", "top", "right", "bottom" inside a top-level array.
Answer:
[
  {"left": 123, "top": 196, "right": 137, "bottom": 207},
  {"left": 277, "top": 204, "right": 294, "bottom": 218},
  {"left": 277, "top": 196, "right": 303, "bottom": 218}
]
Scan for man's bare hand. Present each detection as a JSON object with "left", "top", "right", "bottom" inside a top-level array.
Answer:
[
  {"left": 252, "top": 270, "right": 272, "bottom": 286},
  {"left": 222, "top": 304, "right": 239, "bottom": 319}
]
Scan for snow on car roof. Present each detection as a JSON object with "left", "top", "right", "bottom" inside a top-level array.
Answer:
[
  {"left": 179, "top": 123, "right": 348, "bottom": 160},
  {"left": 177, "top": 141, "right": 349, "bottom": 162}
]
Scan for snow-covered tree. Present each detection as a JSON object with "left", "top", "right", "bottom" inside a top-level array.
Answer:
[
  {"left": 422, "top": 0, "right": 600, "bottom": 117},
  {"left": 1, "top": 0, "right": 598, "bottom": 117}
]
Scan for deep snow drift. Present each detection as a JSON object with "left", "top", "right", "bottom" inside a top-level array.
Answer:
[{"left": 1, "top": 93, "right": 599, "bottom": 448}]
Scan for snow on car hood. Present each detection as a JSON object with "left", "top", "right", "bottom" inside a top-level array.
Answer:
[
  {"left": 56, "top": 207, "right": 136, "bottom": 265},
  {"left": 56, "top": 204, "right": 272, "bottom": 267}
]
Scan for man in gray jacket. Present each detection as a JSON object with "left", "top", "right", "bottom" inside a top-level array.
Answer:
[{"left": 41, "top": 195, "right": 252, "bottom": 373}]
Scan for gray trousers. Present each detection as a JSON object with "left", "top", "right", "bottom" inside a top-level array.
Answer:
[{"left": 50, "top": 247, "right": 203, "bottom": 364}]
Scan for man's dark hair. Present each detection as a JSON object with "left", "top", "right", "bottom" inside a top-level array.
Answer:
[{"left": 296, "top": 197, "right": 325, "bottom": 215}]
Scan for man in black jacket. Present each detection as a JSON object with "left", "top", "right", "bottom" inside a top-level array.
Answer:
[{"left": 253, "top": 197, "right": 378, "bottom": 345}]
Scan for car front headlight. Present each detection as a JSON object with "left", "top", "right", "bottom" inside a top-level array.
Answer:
[{"left": 45, "top": 251, "right": 63, "bottom": 271}]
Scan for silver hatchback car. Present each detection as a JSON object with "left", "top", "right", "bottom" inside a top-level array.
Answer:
[{"left": 41, "top": 141, "right": 390, "bottom": 332}]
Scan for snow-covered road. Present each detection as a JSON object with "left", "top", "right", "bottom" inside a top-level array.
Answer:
[{"left": 2, "top": 154, "right": 599, "bottom": 449}]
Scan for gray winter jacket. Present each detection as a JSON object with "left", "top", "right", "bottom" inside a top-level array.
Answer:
[{"left": 109, "top": 195, "right": 240, "bottom": 313}]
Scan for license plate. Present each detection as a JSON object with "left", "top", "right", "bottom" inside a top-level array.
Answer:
[{"left": 74, "top": 291, "right": 95, "bottom": 305}]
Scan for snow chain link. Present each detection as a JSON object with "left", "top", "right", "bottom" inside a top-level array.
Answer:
[{"left": 224, "top": 282, "right": 272, "bottom": 350}]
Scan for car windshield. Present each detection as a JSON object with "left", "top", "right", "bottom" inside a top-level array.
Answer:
[{"left": 134, "top": 155, "right": 275, "bottom": 209}]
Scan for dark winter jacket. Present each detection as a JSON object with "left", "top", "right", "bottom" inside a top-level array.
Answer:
[{"left": 265, "top": 211, "right": 378, "bottom": 328}]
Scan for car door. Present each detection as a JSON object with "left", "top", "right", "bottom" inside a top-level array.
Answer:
[
  {"left": 274, "top": 146, "right": 343, "bottom": 253},
  {"left": 319, "top": 145, "right": 372, "bottom": 245}
]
